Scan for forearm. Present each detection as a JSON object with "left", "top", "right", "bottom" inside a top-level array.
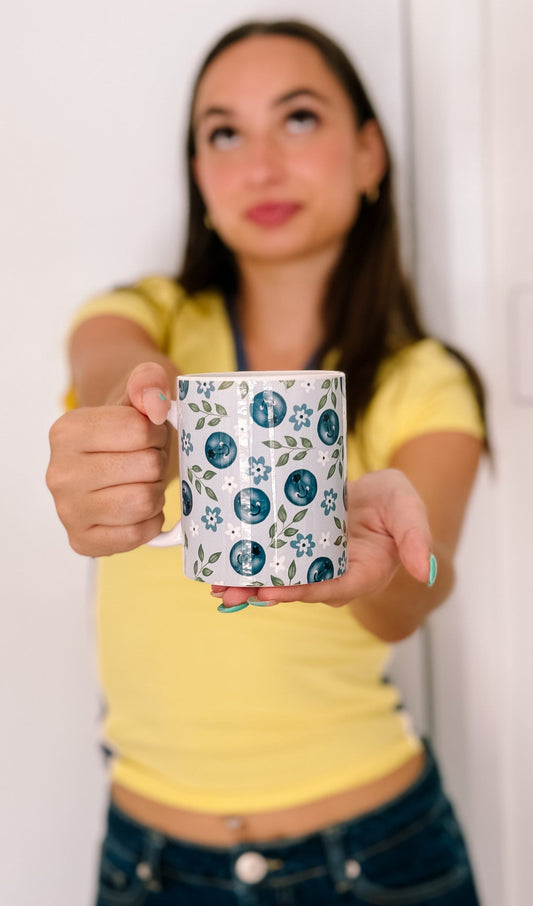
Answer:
[
  {"left": 70, "top": 316, "right": 179, "bottom": 407},
  {"left": 348, "top": 540, "right": 453, "bottom": 642}
]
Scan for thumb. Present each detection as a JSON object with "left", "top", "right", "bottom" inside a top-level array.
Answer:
[{"left": 123, "top": 362, "right": 171, "bottom": 425}]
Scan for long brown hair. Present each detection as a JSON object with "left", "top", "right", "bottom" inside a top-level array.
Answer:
[{"left": 177, "top": 19, "right": 487, "bottom": 442}]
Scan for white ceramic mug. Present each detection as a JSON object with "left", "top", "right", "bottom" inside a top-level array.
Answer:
[{"left": 149, "top": 371, "right": 348, "bottom": 588}]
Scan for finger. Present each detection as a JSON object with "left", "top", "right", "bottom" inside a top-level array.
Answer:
[
  {"left": 50, "top": 407, "right": 168, "bottom": 453},
  {"left": 124, "top": 363, "right": 171, "bottom": 425},
  {"left": 85, "top": 481, "right": 166, "bottom": 527},
  {"left": 69, "top": 512, "right": 165, "bottom": 557},
  {"left": 80, "top": 448, "right": 168, "bottom": 491},
  {"left": 382, "top": 493, "right": 433, "bottom": 584}
]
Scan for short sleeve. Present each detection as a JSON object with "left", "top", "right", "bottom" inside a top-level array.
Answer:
[
  {"left": 67, "top": 275, "right": 185, "bottom": 350},
  {"left": 357, "top": 340, "right": 485, "bottom": 469}
]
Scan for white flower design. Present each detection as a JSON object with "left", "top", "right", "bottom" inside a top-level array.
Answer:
[
  {"left": 317, "top": 449, "right": 330, "bottom": 466},
  {"left": 269, "top": 554, "right": 286, "bottom": 572},
  {"left": 301, "top": 379, "right": 315, "bottom": 393},
  {"left": 225, "top": 523, "right": 241, "bottom": 541},
  {"left": 190, "top": 521, "right": 199, "bottom": 537},
  {"left": 319, "top": 532, "right": 330, "bottom": 549},
  {"left": 222, "top": 475, "right": 237, "bottom": 493}
]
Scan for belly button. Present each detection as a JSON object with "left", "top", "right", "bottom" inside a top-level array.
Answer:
[{"left": 223, "top": 815, "right": 245, "bottom": 830}]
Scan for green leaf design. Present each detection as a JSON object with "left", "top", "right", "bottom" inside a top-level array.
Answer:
[
  {"left": 202, "top": 400, "right": 212, "bottom": 413},
  {"left": 218, "top": 380, "right": 234, "bottom": 390},
  {"left": 321, "top": 379, "right": 331, "bottom": 389},
  {"left": 187, "top": 468, "right": 193, "bottom": 482},
  {"left": 201, "top": 567, "right": 213, "bottom": 577},
  {"left": 293, "top": 450, "right": 308, "bottom": 461},
  {"left": 327, "top": 464, "right": 336, "bottom": 479},
  {"left": 293, "top": 509, "right": 308, "bottom": 522},
  {"left": 278, "top": 505, "right": 287, "bottom": 523},
  {"left": 195, "top": 479, "right": 202, "bottom": 494},
  {"left": 239, "top": 381, "right": 249, "bottom": 398},
  {"left": 332, "top": 449, "right": 340, "bottom": 459},
  {"left": 215, "top": 404, "right": 228, "bottom": 416},
  {"left": 195, "top": 576, "right": 205, "bottom": 583},
  {"left": 198, "top": 544, "right": 204, "bottom": 562},
  {"left": 339, "top": 462, "right": 343, "bottom": 478},
  {"left": 301, "top": 437, "right": 313, "bottom": 448},
  {"left": 205, "top": 486, "right": 218, "bottom": 501},
  {"left": 334, "top": 535, "right": 343, "bottom": 546},
  {"left": 318, "top": 394, "right": 328, "bottom": 410},
  {"left": 263, "top": 440, "right": 282, "bottom": 449},
  {"left": 334, "top": 516, "right": 342, "bottom": 529},
  {"left": 288, "top": 560, "right": 296, "bottom": 580},
  {"left": 184, "top": 533, "right": 189, "bottom": 549},
  {"left": 249, "top": 580, "right": 264, "bottom": 586},
  {"left": 207, "top": 551, "right": 222, "bottom": 564},
  {"left": 285, "top": 435, "right": 297, "bottom": 447},
  {"left": 284, "top": 527, "right": 298, "bottom": 537},
  {"left": 192, "top": 464, "right": 202, "bottom": 472},
  {"left": 203, "top": 470, "right": 216, "bottom": 480},
  {"left": 188, "top": 403, "right": 200, "bottom": 412},
  {"left": 273, "top": 539, "right": 286, "bottom": 548},
  {"left": 271, "top": 576, "right": 284, "bottom": 587},
  {"left": 208, "top": 417, "right": 221, "bottom": 426},
  {"left": 284, "top": 380, "right": 295, "bottom": 388},
  {"left": 276, "top": 452, "right": 290, "bottom": 467},
  {"left": 269, "top": 523, "right": 277, "bottom": 539},
  {"left": 193, "top": 560, "right": 198, "bottom": 575},
  {"left": 334, "top": 378, "right": 339, "bottom": 389},
  {"left": 195, "top": 416, "right": 205, "bottom": 430},
  {"left": 331, "top": 391, "right": 337, "bottom": 407}
]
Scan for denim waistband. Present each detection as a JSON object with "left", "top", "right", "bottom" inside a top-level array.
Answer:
[{"left": 104, "top": 739, "right": 444, "bottom": 889}]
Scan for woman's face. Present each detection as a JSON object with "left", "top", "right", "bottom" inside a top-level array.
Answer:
[{"left": 192, "top": 35, "right": 385, "bottom": 265}]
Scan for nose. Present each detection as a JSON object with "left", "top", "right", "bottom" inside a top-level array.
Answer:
[{"left": 243, "top": 134, "right": 283, "bottom": 186}]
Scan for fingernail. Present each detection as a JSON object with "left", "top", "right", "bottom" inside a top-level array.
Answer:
[
  {"left": 428, "top": 554, "right": 438, "bottom": 588},
  {"left": 247, "top": 596, "right": 278, "bottom": 607},
  {"left": 217, "top": 602, "right": 249, "bottom": 613},
  {"left": 158, "top": 392, "right": 167, "bottom": 402},
  {"left": 210, "top": 592, "right": 224, "bottom": 598}
]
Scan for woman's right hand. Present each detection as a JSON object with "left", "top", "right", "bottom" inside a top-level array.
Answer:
[{"left": 46, "top": 363, "right": 172, "bottom": 557}]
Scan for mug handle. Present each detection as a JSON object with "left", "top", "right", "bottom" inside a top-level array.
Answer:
[{"left": 147, "top": 400, "right": 184, "bottom": 548}]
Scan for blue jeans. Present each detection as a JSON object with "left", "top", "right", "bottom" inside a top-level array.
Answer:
[{"left": 95, "top": 742, "right": 481, "bottom": 905}]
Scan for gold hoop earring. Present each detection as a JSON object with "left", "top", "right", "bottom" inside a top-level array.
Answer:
[
  {"left": 365, "top": 187, "right": 380, "bottom": 204},
  {"left": 204, "top": 211, "right": 214, "bottom": 230}
]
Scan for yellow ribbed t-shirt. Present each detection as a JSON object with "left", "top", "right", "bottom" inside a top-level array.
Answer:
[{"left": 68, "top": 275, "right": 484, "bottom": 813}]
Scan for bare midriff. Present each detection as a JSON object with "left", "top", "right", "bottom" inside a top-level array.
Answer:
[{"left": 111, "top": 749, "right": 425, "bottom": 845}]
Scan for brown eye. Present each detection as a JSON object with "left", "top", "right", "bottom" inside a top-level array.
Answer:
[
  {"left": 286, "top": 109, "right": 319, "bottom": 134},
  {"left": 208, "top": 126, "right": 241, "bottom": 150}
]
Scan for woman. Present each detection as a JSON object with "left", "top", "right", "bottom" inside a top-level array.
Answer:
[{"left": 47, "top": 19, "right": 486, "bottom": 905}]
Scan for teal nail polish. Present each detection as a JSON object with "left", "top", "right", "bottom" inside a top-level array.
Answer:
[
  {"left": 158, "top": 392, "right": 167, "bottom": 402},
  {"left": 247, "top": 596, "right": 278, "bottom": 607},
  {"left": 428, "top": 554, "right": 438, "bottom": 588},
  {"left": 217, "top": 602, "right": 249, "bottom": 613}
]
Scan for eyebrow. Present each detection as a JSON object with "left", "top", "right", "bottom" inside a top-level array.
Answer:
[{"left": 194, "top": 88, "right": 330, "bottom": 130}]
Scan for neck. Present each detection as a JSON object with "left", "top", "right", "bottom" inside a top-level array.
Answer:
[{"left": 234, "top": 244, "right": 341, "bottom": 369}]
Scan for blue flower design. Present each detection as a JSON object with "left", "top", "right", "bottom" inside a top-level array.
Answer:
[
  {"left": 290, "top": 532, "right": 316, "bottom": 558},
  {"left": 337, "top": 550, "right": 347, "bottom": 575},
  {"left": 197, "top": 380, "right": 215, "bottom": 399},
  {"left": 201, "top": 506, "right": 223, "bottom": 532},
  {"left": 248, "top": 455, "right": 272, "bottom": 485},
  {"left": 321, "top": 488, "right": 338, "bottom": 516},
  {"left": 181, "top": 430, "right": 193, "bottom": 456},
  {"left": 289, "top": 403, "right": 313, "bottom": 431}
]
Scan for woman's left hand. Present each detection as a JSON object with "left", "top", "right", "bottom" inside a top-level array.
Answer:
[{"left": 212, "top": 469, "right": 433, "bottom": 609}]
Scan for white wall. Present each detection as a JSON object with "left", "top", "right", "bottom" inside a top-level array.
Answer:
[{"left": 0, "top": 3, "right": 414, "bottom": 905}]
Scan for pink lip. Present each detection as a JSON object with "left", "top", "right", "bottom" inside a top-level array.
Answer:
[{"left": 245, "top": 203, "right": 302, "bottom": 226}]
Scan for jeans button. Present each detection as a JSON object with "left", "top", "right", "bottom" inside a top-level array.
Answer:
[
  {"left": 235, "top": 851, "right": 269, "bottom": 884},
  {"left": 136, "top": 861, "right": 153, "bottom": 881},
  {"left": 345, "top": 859, "right": 361, "bottom": 879}
]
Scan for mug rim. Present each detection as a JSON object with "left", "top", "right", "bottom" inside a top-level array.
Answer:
[{"left": 178, "top": 370, "right": 345, "bottom": 380}]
